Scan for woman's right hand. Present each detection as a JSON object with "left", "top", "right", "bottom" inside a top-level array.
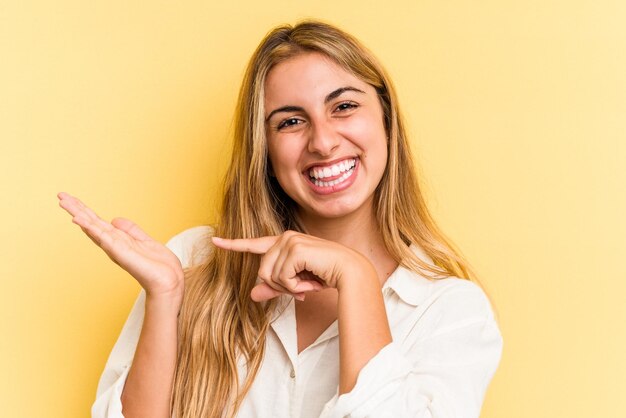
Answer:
[{"left": 57, "top": 192, "right": 185, "bottom": 303}]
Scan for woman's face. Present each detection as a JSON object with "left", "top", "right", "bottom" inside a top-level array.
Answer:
[{"left": 264, "top": 52, "right": 388, "bottom": 222}]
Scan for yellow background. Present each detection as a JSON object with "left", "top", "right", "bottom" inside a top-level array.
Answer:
[{"left": 2, "top": 1, "right": 625, "bottom": 417}]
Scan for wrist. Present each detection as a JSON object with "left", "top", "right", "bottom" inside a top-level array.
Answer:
[
  {"left": 336, "top": 252, "right": 379, "bottom": 293},
  {"left": 145, "top": 285, "right": 184, "bottom": 315}
]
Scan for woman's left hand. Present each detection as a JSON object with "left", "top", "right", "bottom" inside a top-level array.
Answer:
[{"left": 211, "top": 231, "right": 374, "bottom": 302}]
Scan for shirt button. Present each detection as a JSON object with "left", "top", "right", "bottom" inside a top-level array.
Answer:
[{"left": 290, "top": 368, "right": 296, "bottom": 378}]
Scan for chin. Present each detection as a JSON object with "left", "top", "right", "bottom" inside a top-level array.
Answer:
[{"left": 304, "top": 199, "right": 369, "bottom": 220}]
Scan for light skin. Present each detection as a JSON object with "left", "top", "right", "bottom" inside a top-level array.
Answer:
[
  {"left": 58, "top": 51, "right": 396, "bottom": 415},
  {"left": 57, "top": 192, "right": 182, "bottom": 418}
]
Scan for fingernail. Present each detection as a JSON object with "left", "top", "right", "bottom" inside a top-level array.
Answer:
[{"left": 294, "top": 294, "right": 305, "bottom": 301}]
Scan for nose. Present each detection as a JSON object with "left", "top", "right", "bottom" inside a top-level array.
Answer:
[{"left": 307, "top": 119, "right": 341, "bottom": 156}]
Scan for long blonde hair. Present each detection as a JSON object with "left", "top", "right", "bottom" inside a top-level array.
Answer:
[{"left": 172, "top": 19, "right": 482, "bottom": 418}]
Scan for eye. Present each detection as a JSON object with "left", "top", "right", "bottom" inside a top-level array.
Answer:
[
  {"left": 277, "top": 117, "right": 303, "bottom": 130},
  {"left": 334, "top": 101, "right": 359, "bottom": 113}
]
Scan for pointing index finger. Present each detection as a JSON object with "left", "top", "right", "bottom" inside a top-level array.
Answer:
[{"left": 211, "top": 236, "right": 277, "bottom": 254}]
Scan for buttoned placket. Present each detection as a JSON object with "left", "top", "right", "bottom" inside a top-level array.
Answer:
[
  {"left": 268, "top": 296, "right": 300, "bottom": 417},
  {"left": 270, "top": 294, "right": 342, "bottom": 418}
]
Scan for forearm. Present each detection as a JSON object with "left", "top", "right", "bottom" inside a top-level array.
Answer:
[
  {"left": 337, "top": 264, "right": 392, "bottom": 395},
  {"left": 121, "top": 292, "right": 182, "bottom": 418}
]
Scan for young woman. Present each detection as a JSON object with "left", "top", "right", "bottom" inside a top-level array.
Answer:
[{"left": 59, "top": 20, "right": 502, "bottom": 418}]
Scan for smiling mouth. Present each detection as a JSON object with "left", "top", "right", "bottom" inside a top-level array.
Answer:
[{"left": 306, "top": 157, "right": 357, "bottom": 188}]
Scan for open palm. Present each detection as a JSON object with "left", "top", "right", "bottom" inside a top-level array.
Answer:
[{"left": 58, "top": 192, "right": 184, "bottom": 297}]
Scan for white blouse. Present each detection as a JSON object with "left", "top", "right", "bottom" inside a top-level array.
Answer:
[{"left": 92, "top": 226, "right": 503, "bottom": 418}]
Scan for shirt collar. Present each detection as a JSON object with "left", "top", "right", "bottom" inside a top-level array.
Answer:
[{"left": 382, "top": 243, "right": 438, "bottom": 306}]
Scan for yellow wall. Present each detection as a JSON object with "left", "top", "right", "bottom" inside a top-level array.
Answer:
[{"left": 2, "top": 1, "right": 625, "bottom": 416}]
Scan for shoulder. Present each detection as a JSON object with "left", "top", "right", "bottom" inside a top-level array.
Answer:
[
  {"left": 165, "top": 225, "right": 214, "bottom": 268},
  {"left": 424, "top": 277, "right": 496, "bottom": 324},
  {"left": 389, "top": 269, "right": 502, "bottom": 352},
  {"left": 416, "top": 275, "right": 500, "bottom": 345}
]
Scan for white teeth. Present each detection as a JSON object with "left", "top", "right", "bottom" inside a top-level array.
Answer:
[
  {"left": 311, "top": 163, "right": 356, "bottom": 188},
  {"left": 308, "top": 158, "right": 356, "bottom": 180}
]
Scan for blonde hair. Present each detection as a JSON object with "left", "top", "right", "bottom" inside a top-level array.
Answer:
[{"left": 172, "top": 19, "right": 483, "bottom": 418}]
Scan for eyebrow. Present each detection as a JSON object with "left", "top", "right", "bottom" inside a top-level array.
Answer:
[{"left": 265, "top": 86, "right": 366, "bottom": 122}]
